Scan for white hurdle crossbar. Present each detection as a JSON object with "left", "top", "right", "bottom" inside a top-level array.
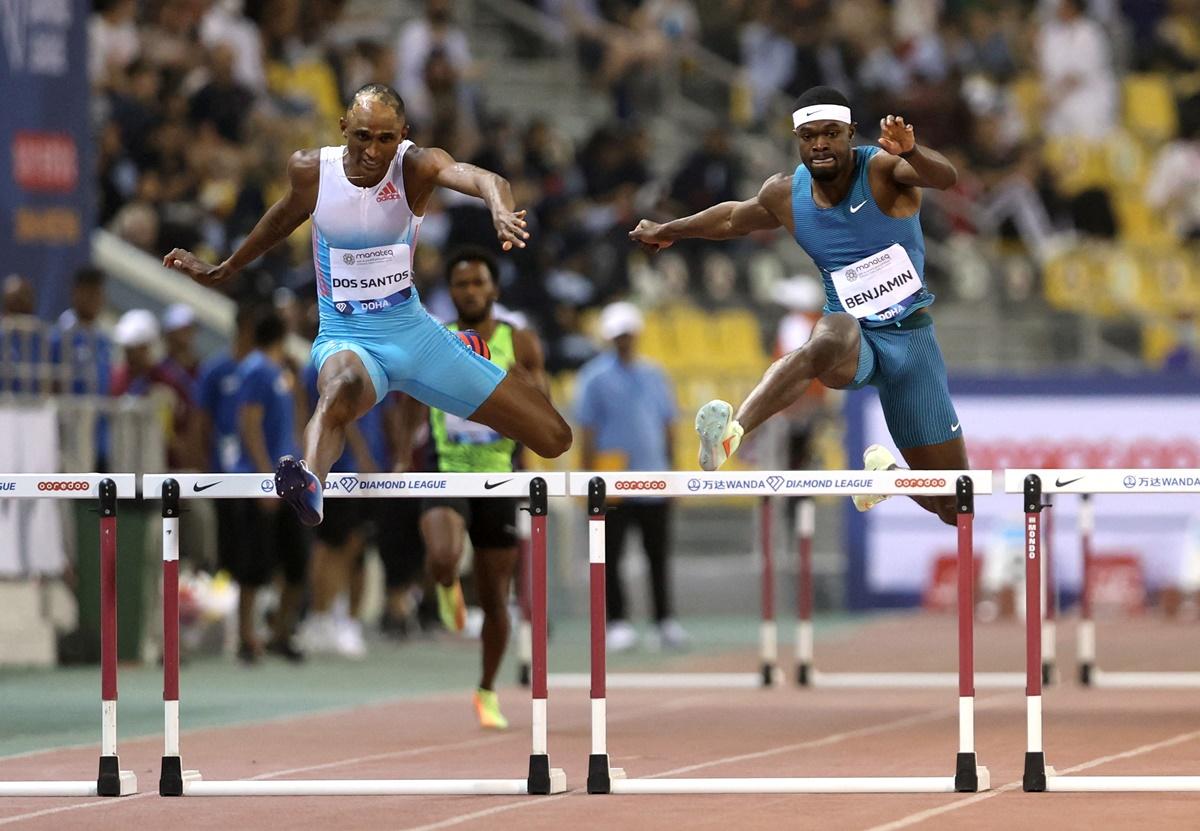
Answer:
[
  {"left": 144, "top": 472, "right": 567, "bottom": 797},
  {"left": 575, "top": 470, "right": 992, "bottom": 795},
  {"left": 0, "top": 475, "right": 138, "bottom": 798},
  {"left": 1009, "top": 469, "right": 1200, "bottom": 792}
]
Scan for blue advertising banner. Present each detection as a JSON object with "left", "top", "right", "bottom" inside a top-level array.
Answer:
[{"left": 0, "top": 0, "right": 92, "bottom": 320}]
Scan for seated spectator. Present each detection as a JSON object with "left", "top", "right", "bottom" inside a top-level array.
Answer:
[
  {"left": 1145, "top": 115, "right": 1200, "bottom": 240},
  {"left": 1037, "top": 0, "right": 1117, "bottom": 139}
]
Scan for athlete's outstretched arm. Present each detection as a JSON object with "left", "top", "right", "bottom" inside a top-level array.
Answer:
[
  {"left": 163, "top": 150, "right": 320, "bottom": 286},
  {"left": 877, "top": 115, "right": 958, "bottom": 190},
  {"left": 410, "top": 147, "right": 528, "bottom": 251},
  {"left": 629, "top": 174, "right": 789, "bottom": 251}
]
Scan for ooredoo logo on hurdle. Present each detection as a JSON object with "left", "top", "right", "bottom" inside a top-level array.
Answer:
[
  {"left": 37, "top": 481, "right": 89, "bottom": 492},
  {"left": 895, "top": 477, "right": 947, "bottom": 488},
  {"left": 614, "top": 480, "right": 667, "bottom": 491}
]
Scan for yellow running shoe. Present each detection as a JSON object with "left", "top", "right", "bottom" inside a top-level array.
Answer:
[
  {"left": 474, "top": 688, "right": 509, "bottom": 730},
  {"left": 695, "top": 400, "right": 744, "bottom": 472},
  {"left": 852, "top": 444, "right": 898, "bottom": 512},
  {"left": 436, "top": 581, "right": 466, "bottom": 633}
]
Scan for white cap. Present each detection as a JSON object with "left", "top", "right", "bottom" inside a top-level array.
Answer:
[
  {"left": 598, "top": 301, "right": 644, "bottom": 340},
  {"left": 114, "top": 309, "right": 161, "bottom": 347},
  {"left": 162, "top": 302, "right": 196, "bottom": 333}
]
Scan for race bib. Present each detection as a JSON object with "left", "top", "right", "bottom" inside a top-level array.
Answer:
[
  {"left": 329, "top": 244, "right": 413, "bottom": 313},
  {"left": 442, "top": 412, "right": 502, "bottom": 445},
  {"left": 830, "top": 243, "right": 921, "bottom": 320}
]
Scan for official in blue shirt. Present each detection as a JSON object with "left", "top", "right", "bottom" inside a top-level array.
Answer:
[
  {"left": 50, "top": 268, "right": 112, "bottom": 469},
  {"left": 230, "top": 311, "right": 308, "bottom": 664},
  {"left": 573, "top": 302, "right": 688, "bottom": 653}
]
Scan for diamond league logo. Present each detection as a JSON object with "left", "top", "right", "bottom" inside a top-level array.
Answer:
[
  {"left": 766, "top": 475, "right": 784, "bottom": 491},
  {"left": 1122, "top": 475, "right": 1137, "bottom": 489},
  {"left": 342, "top": 253, "right": 355, "bottom": 265},
  {"left": 687, "top": 478, "right": 701, "bottom": 492},
  {"left": 339, "top": 476, "right": 358, "bottom": 492},
  {"left": 260, "top": 479, "right": 274, "bottom": 493}
]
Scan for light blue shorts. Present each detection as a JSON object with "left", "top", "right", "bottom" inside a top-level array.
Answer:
[
  {"left": 311, "top": 293, "right": 506, "bottom": 418},
  {"left": 848, "top": 315, "right": 961, "bottom": 450}
]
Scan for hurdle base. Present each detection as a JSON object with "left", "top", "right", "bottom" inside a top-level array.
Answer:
[
  {"left": 796, "top": 663, "right": 810, "bottom": 687},
  {"left": 180, "top": 777, "right": 543, "bottom": 796},
  {"left": 1023, "top": 752, "right": 1048, "bottom": 792},
  {"left": 955, "top": 753, "right": 983, "bottom": 792},
  {"left": 518, "top": 663, "right": 531, "bottom": 688},
  {"left": 526, "top": 754, "right": 567, "bottom": 795},
  {"left": 588, "top": 754, "right": 617, "bottom": 794},
  {"left": 97, "top": 755, "right": 138, "bottom": 797},
  {"left": 1079, "top": 662, "right": 1092, "bottom": 686},
  {"left": 1042, "top": 661, "right": 1055, "bottom": 686},
  {"left": 160, "top": 757, "right": 203, "bottom": 796},
  {"left": 607, "top": 775, "right": 982, "bottom": 794},
  {"left": 760, "top": 662, "right": 775, "bottom": 688}
]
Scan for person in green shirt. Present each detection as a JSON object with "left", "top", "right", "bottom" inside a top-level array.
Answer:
[{"left": 398, "top": 247, "right": 551, "bottom": 729}]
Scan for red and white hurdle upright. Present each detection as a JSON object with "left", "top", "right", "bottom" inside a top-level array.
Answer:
[
  {"left": 146, "top": 471, "right": 566, "bottom": 797},
  {"left": 0, "top": 474, "right": 138, "bottom": 798},
  {"left": 578, "top": 469, "right": 991, "bottom": 795},
  {"left": 1013, "top": 469, "right": 1200, "bottom": 792}
]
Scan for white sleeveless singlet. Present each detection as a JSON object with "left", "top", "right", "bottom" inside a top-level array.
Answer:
[{"left": 310, "top": 141, "right": 423, "bottom": 317}]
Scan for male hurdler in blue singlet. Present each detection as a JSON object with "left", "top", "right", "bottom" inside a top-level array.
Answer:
[
  {"left": 165, "top": 84, "right": 571, "bottom": 525},
  {"left": 630, "top": 86, "right": 964, "bottom": 524}
]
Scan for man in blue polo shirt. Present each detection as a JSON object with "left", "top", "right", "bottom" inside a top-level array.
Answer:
[
  {"left": 574, "top": 301, "right": 688, "bottom": 653},
  {"left": 232, "top": 310, "right": 309, "bottom": 663}
]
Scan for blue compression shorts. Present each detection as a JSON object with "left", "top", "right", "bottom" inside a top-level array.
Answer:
[
  {"left": 848, "top": 314, "right": 962, "bottom": 450},
  {"left": 312, "top": 292, "right": 506, "bottom": 418}
]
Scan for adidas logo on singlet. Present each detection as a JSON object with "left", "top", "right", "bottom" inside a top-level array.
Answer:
[{"left": 376, "top": 181, "right": 401, "bottom": 203}]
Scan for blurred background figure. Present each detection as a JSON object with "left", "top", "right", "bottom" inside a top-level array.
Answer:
[
  {"left": 161, "top": 303, "right": 201, "bottom": 380},
  {"left": 574, "top": 301, "right": 687, "bottom": 652}
]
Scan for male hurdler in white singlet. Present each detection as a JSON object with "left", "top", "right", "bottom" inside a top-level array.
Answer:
[{"left": 165, "top": 84, "right": 571, "bottom": 525}]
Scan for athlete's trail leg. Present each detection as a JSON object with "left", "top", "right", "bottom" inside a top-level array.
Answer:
[
  {"left": 468, "top": 374, "right": 572, "bottom": 459},
  {"left": 897, "top": 437, "right": 969, "bottom": 526},
  {"left": 306, "top": 351, "right": 378, "bottom": 481},
  {"left": 734, "top": 313, "right": 861, "bottom": 435}
]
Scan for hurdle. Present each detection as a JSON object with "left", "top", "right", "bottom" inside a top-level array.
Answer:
[
  {"left": 144, "top": 471, "right": 567, "bottom": 797},
  {"left": 1068, "top": 488, "right": 1200, "bottom": 688},
  {"left": 577, "top": 470, "right": 991, "bottom": 794},
  {"left": 793, "top": 495, "right": 1026, "bottom": 690},
  {"left": 1013, "top": 470, "right": 1200, "bottom": 792},
  {"left": 547, "top": 488, "right": 779, "bottom": 690},
  {"left": 0, "top": 474, "right": 138, "bottom": 798}
]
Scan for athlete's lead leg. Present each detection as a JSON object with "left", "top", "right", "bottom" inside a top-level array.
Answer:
[{"left": 697, "top": 313, "right": 861, "bottom": 471}]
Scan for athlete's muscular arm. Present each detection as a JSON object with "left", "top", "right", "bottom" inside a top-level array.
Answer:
[
  {"left": 163, "top": 150, "right": 319, "bottom": 286},
  {"left": 405, "top": 147, "right": 529, "bottom": 251},
  {"left": 875, "top": 115, "right": 958, "bottom": 191},
  {"left": 629, "top": 174, "right": 790, "bottom": 250}
]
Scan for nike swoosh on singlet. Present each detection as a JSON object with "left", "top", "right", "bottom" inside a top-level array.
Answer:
[
  {"left": 484, "top": 478, "right": 513, "bottom": 490},
  {"left": 849, "top": 201, "right": 867, "bottom": 213}
]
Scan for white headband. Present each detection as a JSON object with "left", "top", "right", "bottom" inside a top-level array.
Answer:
[{"left": 792, "top": 104, "right": 852, "bottom": 129}]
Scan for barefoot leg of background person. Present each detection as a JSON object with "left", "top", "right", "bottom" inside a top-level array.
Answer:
[
  {"left": 420, "top": 507, "right": 467, "bottom": 589},
  {"left": 734, "top": 313, "right": 861, "bottom": 434},
  {"left": 306, "top": 351, "right": 379, "bottom": 481},
  {"left": 473, "top": 545, "right": 519, "bottom": 690},
  {"left": 468, "top": 373, "right": 572, "bottom": 459},
  {"left": 896, "top": 436, "right": 970, "bottom": 525}
]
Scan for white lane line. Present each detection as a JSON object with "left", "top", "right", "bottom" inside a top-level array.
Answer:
[
  {"left": 0, "top": 695, "right": 708, "bottom": 826},
  {"left": 864, "top": 727, "right": 1200, "bottom": 831},
  {"left": 0, "top": 793, "right": 154, "bottom": 828},
  {"left": 394, "top": 693, "right": 1019, "bottom": 831}
]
